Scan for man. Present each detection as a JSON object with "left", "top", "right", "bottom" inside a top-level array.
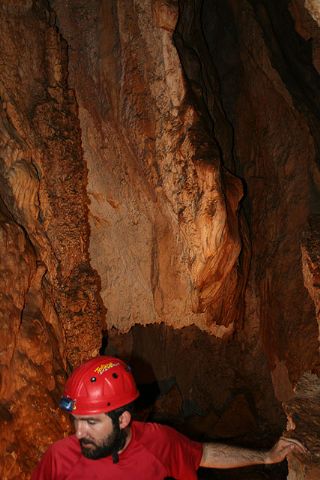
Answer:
[{"left": 32, "top": 356, "right": 305, "bottom": 479}]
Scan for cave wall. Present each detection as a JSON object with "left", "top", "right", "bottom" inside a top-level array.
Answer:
[
  {"left": 174, "top": 0, "right": 320, "bottom": 385},
  {"left": 51, "top": 0, "right": 245, "bottom": 336},
  {"left": 0, "top": 0, "right": 320, "bottom": 479},
  {"left": 232, "top": 0, "right": 320, "bottom": 385},
  {"left": 0, "top": 2, "right": 104, "bottom": 478},
  {"left": 184, "top": 0, "right": 320, "bottom": 475}
]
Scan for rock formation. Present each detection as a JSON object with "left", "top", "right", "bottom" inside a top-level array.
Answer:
[
  {"left": 0, "top": 0, "right": 319, "bottom": 479},
  {"left": 0, "top": 3, "right": 104, "bottom": 477}
]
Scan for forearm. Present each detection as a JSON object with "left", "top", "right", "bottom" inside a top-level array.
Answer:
[{"left": 200, "top": 442, "right": 267, "bottom": 469}]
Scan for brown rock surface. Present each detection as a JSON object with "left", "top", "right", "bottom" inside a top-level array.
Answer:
[
  {"left": 0, "top": 0, "right": 320, "bottom": 479},
  {"left": 0, "top": 2, "right": 104, "bottom": 477},
  {"left": 283, "top": 373, "right": 320, "bottom": 479},
  {"left": 52, "top": 0, "right": 245, "bottom": 336},
  {"left": 196, "top": 1, "right": 320, "bottom": 475},
  {"left": 189, "top": 0, "right": 320, "bottom": 382}
]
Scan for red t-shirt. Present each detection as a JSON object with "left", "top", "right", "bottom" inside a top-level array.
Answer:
[{"left": 31, "top": 421, "right": 203, "bottom": 479}]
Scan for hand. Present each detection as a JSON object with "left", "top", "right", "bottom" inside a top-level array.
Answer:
[{"left": 265, "top": 437, "right": 307, "bottom": 464}]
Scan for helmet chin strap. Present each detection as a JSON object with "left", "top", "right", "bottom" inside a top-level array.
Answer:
[
  {"left": 111, "top": 423, "right": 128, "bottom": 463},
  {"left": 112, "top": 451, "right": 119, "bottom": 464}
]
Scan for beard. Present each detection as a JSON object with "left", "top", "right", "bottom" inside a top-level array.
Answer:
[{"left": 79, "top": 423, "right": 128, "bottom": 460}]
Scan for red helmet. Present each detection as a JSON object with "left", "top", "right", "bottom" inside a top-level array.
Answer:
[{"left": 59, "top": 356, "right": 139, "bottom": 415}]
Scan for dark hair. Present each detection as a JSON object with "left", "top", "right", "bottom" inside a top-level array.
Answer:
[
  {"left": 106, "top": 402, "right": 135, "bottom": 463},
  {"left": 106, "top": 401, "right": 135, "bottom": 424}
]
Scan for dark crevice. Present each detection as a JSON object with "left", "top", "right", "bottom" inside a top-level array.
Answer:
[
  {"left": 247, "top": 0, "right": 320, "bottom": 164},
  {"left": 174, "top": 0, "right": 236, "bottom": 171}
]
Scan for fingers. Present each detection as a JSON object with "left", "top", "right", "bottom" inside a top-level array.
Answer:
[
  {"left": 278, "top": 437, "right": 308, "bottom": 455},
  {"left": 265, "top": 436, "right": 309, "bottom": 464}
]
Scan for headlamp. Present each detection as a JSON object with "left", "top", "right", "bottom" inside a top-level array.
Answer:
[{"left": 59, "top": 396, "right": 75, "bottom": 412}]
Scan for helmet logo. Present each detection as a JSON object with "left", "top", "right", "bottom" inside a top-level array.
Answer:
[{"left": 94, "top": 362, "right": 120, "bottom": 375}]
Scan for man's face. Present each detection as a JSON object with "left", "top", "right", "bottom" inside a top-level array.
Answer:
[{"left": 72, "top": 413, "right": 123, "bottom": 460}]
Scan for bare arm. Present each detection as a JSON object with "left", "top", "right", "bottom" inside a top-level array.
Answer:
[{"left": 200, "top": 437, "right": 306, "bottom": 469}]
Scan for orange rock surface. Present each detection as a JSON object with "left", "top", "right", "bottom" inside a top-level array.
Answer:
[{"left": 0, "top": 1, "right": 319, "bottom": 479}]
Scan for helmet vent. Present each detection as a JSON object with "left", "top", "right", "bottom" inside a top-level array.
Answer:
[
  {"left": 107, "top": 402, "right": 111, "bottom": 406},
  {"left": 112, "top": 373, "right": 118, "bottom": 379},
  {"left": 90, "top": 377, "right": 97, "bottom": 382}
]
